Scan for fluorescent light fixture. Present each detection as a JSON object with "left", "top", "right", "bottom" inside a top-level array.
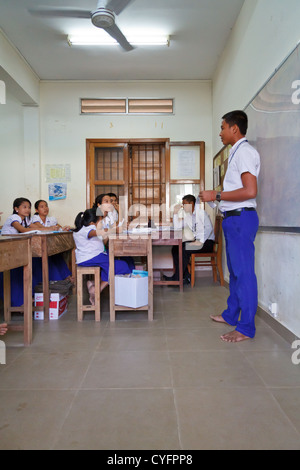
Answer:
[{"left": 67, "top": 34, "right": 169, "bottom": 46}]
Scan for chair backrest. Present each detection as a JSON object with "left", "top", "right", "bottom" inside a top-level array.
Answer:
[{"left": 213, "top": 215, "right": 223, "bottom": 252}]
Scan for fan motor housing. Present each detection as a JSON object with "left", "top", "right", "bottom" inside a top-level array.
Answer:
[{"left": 91, "top": 8, "right": 115, "bottom": 28}]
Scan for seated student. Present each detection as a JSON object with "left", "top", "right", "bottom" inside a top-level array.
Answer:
[
  {"left": 93, "top": 193, "right": 116, "bottom": 229},
  {"left": 107, "top": 193, "right": 119, "bottom": 224},
  {"left": 31, "top": 199, "right": 70, "bottom": 231},
  {"left": 32, "top": 199, "right": 72, "bottom": 282},
  {"left": 0, "top": 197, "right": 71, "bottom": 307},
  {"left": 1, "top": 197, "right": 35, "bottom": 234},
  {"left": 73, "top": 207, "right": 134, "bottom": 304},
  {"left": 164, "top": 194, "right": 215, "bottom": 284},
  {"left": 0, "top": 198, "right": 43, "bottom": 306}
]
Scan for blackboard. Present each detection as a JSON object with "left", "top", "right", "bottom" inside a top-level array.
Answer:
[{"left": 245, "top": 43, "right": 300, "bottom": 231}]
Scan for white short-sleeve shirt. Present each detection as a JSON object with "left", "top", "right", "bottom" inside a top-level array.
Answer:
[
  {"left": 173, "top": 208, "right": 215, "bottom": 243},
  {"left": 31, "top": 214, "right": 58, "bottom": 227},
  {"left": 219, "top": 137, "right": 261, "bottom": 212},
  {"left": 1, "top": 214, "right": 32, "bottom": 235},
  {"left": 73, "top": 224, "right": 105, "bottom": 264}
]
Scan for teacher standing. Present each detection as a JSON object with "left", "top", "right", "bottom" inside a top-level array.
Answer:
[{"left": 200, "top": 110, "right": 260, "bottom": 342}]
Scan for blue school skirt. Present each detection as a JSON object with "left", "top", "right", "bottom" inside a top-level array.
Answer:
[
  {"left": 0, "top": 255, "right": 71, "bottom": 307},
  {"left": 78, "top": 252, "right": 134, "bottom": 282}
]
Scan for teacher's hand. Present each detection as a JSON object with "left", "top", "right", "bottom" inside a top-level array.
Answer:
[{"left": 199, "top": 190, "right": 217, "bottom": 202}]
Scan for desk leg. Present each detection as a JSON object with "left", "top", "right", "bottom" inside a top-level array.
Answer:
[
  {"left": 71, "top": 248, "right": 76, "bottom": 294},
  {"left": 3, "top": 271, "right": 11, "bottom": 323},
  {"left": 178, "top": 240, "right": 183, "bottom": 292},
  {"left": 109, "top": 244, "right": 116, "bottom": 322},
  {"left": 23, "top": 253, "right": 32, "bottom": 346},
  {"left": 41, "top": 237, "right": 50, "bottom": 322},
  {"left": 147, "top": 239, "right": 153, "bottom": 321}
]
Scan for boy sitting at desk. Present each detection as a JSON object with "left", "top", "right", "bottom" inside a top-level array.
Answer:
[{"left": 164, "top": 194, "right": 215, "bottom": 284}]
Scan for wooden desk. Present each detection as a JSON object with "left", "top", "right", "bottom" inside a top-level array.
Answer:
[
  {"left": 0, "top": 236, "right": 32, "bottom": 346},
  {"left": 152, "top": 229, "right": 183, "bottom": 292},
  {"left": 109, "top": 235, "right": 153, "bottom": 322},
  {"left": 31, "top": 232, "right": 75, "bottom": 321}
]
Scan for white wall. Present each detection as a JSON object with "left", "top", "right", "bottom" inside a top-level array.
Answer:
[
  {"left": 39, "top": 80, "right": 212, "bottom": 225},
  {"left": 212, "top": 0, "right": 300, "bottom": 337},
  {"left": 0, "top": 28, "right": 40, "bottom": 224},
  {"left": 0, "top": 91, "right": 25, "bottom": 220}
]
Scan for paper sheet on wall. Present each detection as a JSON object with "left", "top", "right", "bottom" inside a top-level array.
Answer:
[
  {"left": 45, "top": 164, "right": 71, "bottom": 182},
  {"left": 176, "top": 150, "right": 197, "bottom": 178}
]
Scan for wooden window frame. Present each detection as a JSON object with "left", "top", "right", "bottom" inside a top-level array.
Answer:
[
  {"left": 86, "top": 139, "right": 205, "bottom": 220},
  {"left": 86, "top": 138, "right": 170, "bottom": 210}
]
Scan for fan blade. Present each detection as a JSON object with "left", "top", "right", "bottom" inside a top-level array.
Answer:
[
  {"left": 28, "top": 6, "right": 92, "bottom": 19},
  {"left": 105, "top": 23, "right": 134, "bottom": 51},
  {"left": 106, "top": 0, "right": 135, "bottom": 16}
]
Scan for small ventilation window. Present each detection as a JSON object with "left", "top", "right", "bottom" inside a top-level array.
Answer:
[
  {"left": 81, "top": 99, "right": 126, "bottom": 114},
  {"left": 81, "top": 98, "right": 174, "bottom": 115},
  {"left": 128, "top": 99, "right": 173, "bottom": 114}
]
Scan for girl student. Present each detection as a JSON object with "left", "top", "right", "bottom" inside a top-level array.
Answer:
[
  {"left": 107, "top": 192, "right": 120, "bottom": 224},
  {"left": 0, "top": 198, "right": 43, "bottom": 306},
  {"left": 0, "top": 198, "right": 71, "bottom": 307},
  {"left": 1, "top": 197, "right": 35, "bottom": 234},
  {"left": 31, "top": 199, "right": 70, "bottom": 232},
  {"left": 93, "top": 193, "right": 116, "bottom": 229},
  {"left": 31, "top": 199, "right": 73, "bottom": 283},
  {"left": 73, "top": 207, "right": 134, "bottom": 305}
]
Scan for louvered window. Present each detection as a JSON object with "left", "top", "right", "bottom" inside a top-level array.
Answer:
[{"left": 81, "top": 98, "right": 173, "bottom": 115}]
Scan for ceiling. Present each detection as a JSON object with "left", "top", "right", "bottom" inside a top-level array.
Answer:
[{"left": 0, "top": 0, "right": 245, "bottom": 81}]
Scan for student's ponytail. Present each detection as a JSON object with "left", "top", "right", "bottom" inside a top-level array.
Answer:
[
  {"left": 74, "top": 208, "right": 98, "bottom": 232},
  {"left": 74, "top": 212, "right": 85, "bottom": 232}
]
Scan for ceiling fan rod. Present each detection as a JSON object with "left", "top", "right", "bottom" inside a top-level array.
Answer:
[{"left": 96, "top": 0, "right": 108, "bottom": 9}]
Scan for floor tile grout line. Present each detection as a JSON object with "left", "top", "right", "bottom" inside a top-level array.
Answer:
[{"left": 50, "top": 335, "right": 104, "bottom": 450}]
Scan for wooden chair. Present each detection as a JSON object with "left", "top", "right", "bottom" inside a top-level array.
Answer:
[
  {"left": 76, "top": 266, "right": 101, "bottom": 321},
  {"left": 190, "top": 215, "right": 224, "bottom": 287}
]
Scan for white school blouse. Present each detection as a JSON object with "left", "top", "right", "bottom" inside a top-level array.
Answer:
[
  {"left": 219, "top": 137, "right": 261, "bottom": 212},
  {"left": 173, "top": 208, "right": 215, "bottom": 243},
  {"left": 1, "top": 214, "right": 32, "bottom": 235},
  {"left": 31, "top": 214, "right": 57, "bottom": 227},
  {"left": 73, "top": 224, "right": 105, "bottom": 264}
]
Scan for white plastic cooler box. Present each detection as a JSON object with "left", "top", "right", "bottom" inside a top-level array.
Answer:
[{"left": 114, "top": 271, "right": 148, "bottom": 309}]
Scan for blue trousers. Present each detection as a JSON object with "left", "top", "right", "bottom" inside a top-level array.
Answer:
[
  {"left": 221, "top": 210, "right": 259, "bottom": 338},
  {"left": 78, "top": 252, "right": 134, "bottom": 282}
]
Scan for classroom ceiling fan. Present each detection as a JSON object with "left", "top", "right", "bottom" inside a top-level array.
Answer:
[{"left": 28, "top": 0, "right": 136, "bottom": 51}]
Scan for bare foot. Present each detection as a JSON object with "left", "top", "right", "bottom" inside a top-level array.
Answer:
[
  {"left": 65, "top": 275, "right": 75, "bottom": 285},
  {"left": 210, "top": 314, "right": 230, "bottom": 324},
  {"left": 220, "top": 330, "right": 251, "bottom": 343},
  {"left": 100, "top": 281, "right": 109, "bottom": 292},
  {"left": 0, "top": 323, "right": 8, "bottom": 336},
  {"left": 87, "top": 281, "right": 95, "bottom": 305}
]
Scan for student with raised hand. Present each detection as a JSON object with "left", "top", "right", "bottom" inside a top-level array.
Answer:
[
  {"left": 200, "top": 110, "right": 260, "bottom": 343},
  {"left": 93, "top": 193, "right": 116, "bottom": 229},
  {"left": 73, "top": 207, "right": 134, "bottom": 305},
  {"left": 107, "top": 192, "right": 119, "bottom": 224}
]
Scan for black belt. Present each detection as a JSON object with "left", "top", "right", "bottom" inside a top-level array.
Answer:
[{"left": 223, "top": 207, "right": 256, "bottom": 219}]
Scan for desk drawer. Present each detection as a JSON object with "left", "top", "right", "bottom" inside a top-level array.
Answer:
[{"left": 112, "top": 238, "right": 149, "bottom": 256}]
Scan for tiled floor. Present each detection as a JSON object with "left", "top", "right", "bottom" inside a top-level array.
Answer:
[{"left": 1, "top": 277, "right": 300, "bottom": 450}]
